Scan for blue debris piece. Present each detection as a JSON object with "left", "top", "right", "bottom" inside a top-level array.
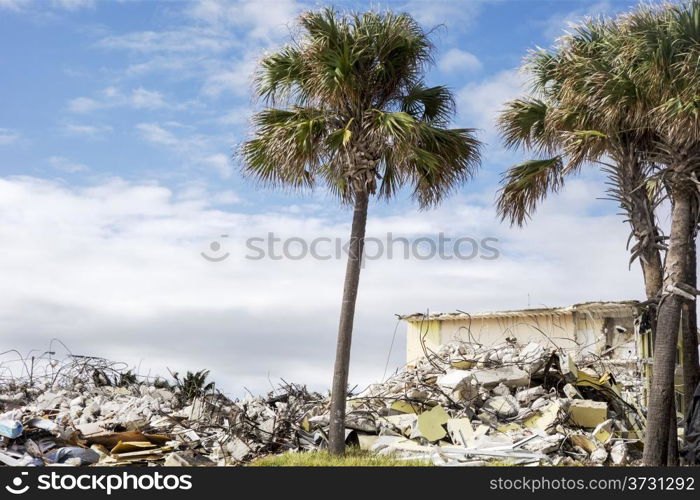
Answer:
[{"left": 0, "top": 419, "right": 23, "bottom": 439}]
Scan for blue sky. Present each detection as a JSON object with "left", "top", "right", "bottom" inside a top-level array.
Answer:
[
  {"left": 0, "top": 0, "right": 649, "bottom": 395},
  {"left": 0, "top": 0, "right": 640, "bottom": 199}
]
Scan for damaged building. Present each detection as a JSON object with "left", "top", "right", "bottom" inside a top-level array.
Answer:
[
  {"left": 401, "top": 301, "right": 653, "bottom": 405},
  {"left": 401, "top": 301, "right": 642, "bottom": 363}
]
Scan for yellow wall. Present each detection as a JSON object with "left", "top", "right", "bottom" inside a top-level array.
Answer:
[
  {"left": 406, "top": 313, "right": 614, "bottom": 362},
  {"left": 406, "top": 320, "right": 441, "bottom": 363},
  {"left": 438, "top": 313, "right": 579, "bottom": 350},
  {"left": 405, "top": 310, "right": 638, "bottom": 363}
]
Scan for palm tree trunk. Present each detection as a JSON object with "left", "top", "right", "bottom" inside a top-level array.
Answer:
[
  {"left": 682, "top": 236, "right": 700, "bottom": 412},
  {"left": 643, "top": 187, "right": 695, "bottom": 465},
  {"left": 328, "top": 189, "right": 369, "bottom": 455},
  {"left": 630, "top": 181, "right": 682, "bottom": 463},
  {"left": 668, "top": 396, "right": 679, "bottom": 465},
  {"left": 628, "top": 171, "right": 664, "bottom": 300}
]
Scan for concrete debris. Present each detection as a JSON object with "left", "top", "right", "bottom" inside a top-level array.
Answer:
[
  {"left": 482, "top": 396, "right": 519, "bottom": 419},
  {"left": 590, "top": 447, "right": 608, "bottom": 464},
  {"left": 491, "top": 383, "right": 511, "bottom": 397},
  {"left": 411, "top": 405, "right": 448, "bottom": 442},
  {"left": 383, "top": 414, "right": 417, "bottom": 436},
  {"left": 568, "top": 400, "right": 608, "bottom": 428},
  {"left": 563, "top": 383, "right": 583, "bottom": 400},
  {"left": 569, "top": 433, "right": 598, "bottom": 454},
  {"left": 592, "top": 419, "right": 613, "bottom": 444},
  {"left": 0, "top": 341, "right": 647, "bottom": 466},
  {"left": 516, "top": 386, "right": 545, "bottom": 405},
  {"left": 470, "top": 366, "right": 530, "bottom": 389},
  {"left": 523, "top": 401, "right": 561, "bottom": 433},
  {"left": 610, "top": 440, "right": 628, "bottom": 465},
  {"left": 446, "top": 418, "right": 474, "bottom": 447}
]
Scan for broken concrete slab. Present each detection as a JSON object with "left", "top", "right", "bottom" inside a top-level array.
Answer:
[
  {"left": 524, "top": 401, "right": 561, "bottom": 433},
  {"left": 383, "top": 414, "right": 418, "bottom": 437},
  {"left": 389, "top": 400, "right": 420, "bottom": 414},
  {"left": 164, "top": 451, "right": 215, "bottom": 467},
  {"left": 451, "top": 360, "right": 475, "bottom": 370},
  {"left": 568, "top": 400, "right": 608, "bottom": 428},
  {"left": 610, "top": 441, "right": 628, "bottom": 465},
  {"left": 437, "top": 371, "right": 478, "bottom": 401},
  {"left": 471, "top": 366, "right": 530, "bottom": 389},
  {"left": 522, "top": 434, "right": 564, "bottom": 454},
  {"left": 563, "top": 383, "right": 583, "bottom": 400},
  {"left": 446, "top": 418, "right": 474, "bottom": 447},
  {"left": 559, "top": 352, "right": 579, "bottom": 382},
  {"left": 482, "top": 395, "right": 519, "bottom": 419},
  {"left": 516, "top": 386, "right": 545, "bottom": 405},
  {"left": 491, "top": 383, "right": 511, "bottom": 397},
  {"left": 357, "top": 433, "right": 379, "bottom": 451},
  {"left": 225, "top": 437, "right": 251, "bottom": 462},
  {"left": 411, "top": 405, "right": 448, "bottom": 442}
]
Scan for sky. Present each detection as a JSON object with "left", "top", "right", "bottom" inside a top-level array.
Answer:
[{"left": 0, "top": 0, "right": 652, "bottom": 397}]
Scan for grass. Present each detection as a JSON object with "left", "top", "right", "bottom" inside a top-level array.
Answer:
[{"left": 249, "top": 449, "right": 432, "bottom": 467}]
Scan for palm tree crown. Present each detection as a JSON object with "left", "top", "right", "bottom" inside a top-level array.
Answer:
[
  {"left": 496, "top": 15, "right": 660, "bottom": 227},
  {"left": 242, "top": 8, "right": 482, "bottom": 206}
]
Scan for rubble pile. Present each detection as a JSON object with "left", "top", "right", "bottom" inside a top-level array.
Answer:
[
  {"left": 0, "top": 355, "right": 326, "bottom": 466},
  {"left": 0, "top": 342, "right": 647, "bottom": 466},
  {"left": 340, "top": 341, "right": 646, "bottom": 465}
]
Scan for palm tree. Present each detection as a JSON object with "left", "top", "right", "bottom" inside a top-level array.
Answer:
[
  {"left": 171, "top": 369, "right": 216, "bottom": 404},
  {"left": 497, "top": 5, "right": 700, "bottom": 465},
  {"left": 241, "top": 8, "right": 482, "bottom": 454},
  {"left": 620, "top": 1, "right": 700, "bottom": 465},
  {"left": 496, "top": 20, "right": 666, "bottom": 334}
]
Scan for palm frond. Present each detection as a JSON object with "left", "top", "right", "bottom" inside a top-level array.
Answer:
[
  {"left": 496, "top": 157, "right": 566, "bottom": 226},
  {"left": 401, "top": 84, "right": 454, "bottom": 123},
  {"left": 498, "top": 98, "right": 551, "bottom": 151},
  {"left": 241, "top": 107, "right": 335, "bottom": 189},
  {"left": 385, "top": 123, "right": 481, "bottom": 208}
]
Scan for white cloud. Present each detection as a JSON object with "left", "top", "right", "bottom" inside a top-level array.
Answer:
[
  {"left": 67, "top": 87, "right": 174, "bottom": 113},
  {"left": 47, "top": 156, "right": 90, "bottom": 173},
  {"left": 0, "top": 175, "right": 645, "bottom": 395},
  {"left": 201, "top": 59, "right": 256, "bottom": 97},
  {"left": 129, "top": 88, "right": 168, "bottom": 109},
  {"left": 62, "top": 123, "right": 113, "bottom": 137},
  {"left": 0, "top": 128, "right": 20, "bottom": 145},
  {"left": 438, "top": 48, "right": 482, "bottom": 73},
  {"left": 542, "top": 0, "right": 614, "bottom": 40},
  {"left": 97, "top": 28, "right": 236, "bottom": 54},
  {"left": 95, "top": 0, "right": 305, "bottom": 100},
  {"left": 67, "top": 97, "right": 103, "bottom": 114},
  {"left": 214, "top": 106, "right": 250, "bottom": 127},
  {"left": 401, "top": 0, "right": 485, "bottom": 32},
  {"left": 201, "top": 153, "right": 233, "bottom": 179},
  {"left": 456, "top": 69, "right": 525, "bottom": 141},
  {"left": 98, "top": 0, "right": 301, "bottom": 54},
  {"left": 135, "top": 122, "right": 178, "bottom": 146},
  {"left": 186, "top": 0, "right": 303, "bottom": 42},
  {"left": 135, "top": 122, "right": 232, "bottom": 179}
]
